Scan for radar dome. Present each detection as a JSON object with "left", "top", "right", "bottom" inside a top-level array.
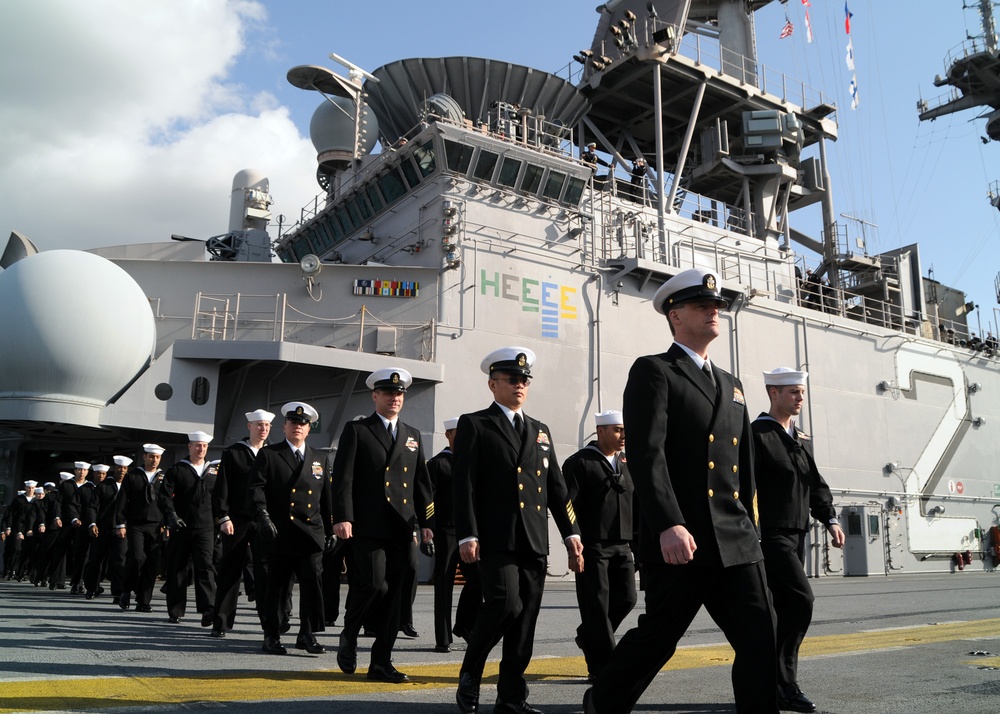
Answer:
[
  {"left": 309, "top": 97, "right": 379, "bottom": 157},
  {"left": 0, "top": 250, "right": 156, "bottom": 426}
]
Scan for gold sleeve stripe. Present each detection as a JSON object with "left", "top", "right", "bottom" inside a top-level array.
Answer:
[
  {"left": 752, "top": 491, "right": 759, "bottom": 525},
  {"left": 425, "top": 502, "right": 435, "bottom": 520},
  {"left": 566, "top": 501, "right": 576, "bottom": 525}
]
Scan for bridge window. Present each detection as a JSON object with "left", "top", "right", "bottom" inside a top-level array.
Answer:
[
  {"left": 563, "top": 176, "right": 586, "bottom": 206},
  {"left": 415, "top": 141, "right": 436, "bottom": 177},
  {"left": 473, "top": 150, "right": 499, "bottom": 181},
  {"left": 378, "top": 168, "right": 407, "bottom": 204},
  {"left": 497, "top": 157, "right": 522, "bottom": 188},
  {"left": 400, "top": 158, "right": 421, "bottom": 188},
  {"left": 445, "top": 140, "right": 474, "bottom": 173},
  {"left": 542, "top": 170, "right": 566, "bottom": 201},
  {"left": 366, "top": 184, "right": 385, "bottom": 213},
  {"left": 521, "top": 164, "right": 544, "bottom": 194}
]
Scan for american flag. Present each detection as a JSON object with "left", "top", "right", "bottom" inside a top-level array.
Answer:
[{"left": 780, "top": 20, "right": 794, "bottom": 39}]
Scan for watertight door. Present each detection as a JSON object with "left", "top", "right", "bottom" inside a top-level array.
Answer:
[{"left": 841, "top": 505, "right": 886, "bottom": 576}]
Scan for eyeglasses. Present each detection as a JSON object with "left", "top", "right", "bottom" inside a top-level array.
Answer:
[{"left": 497, "top": 375, "right": 532, "bottom": 386}]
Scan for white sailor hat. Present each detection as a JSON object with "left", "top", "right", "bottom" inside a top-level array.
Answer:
[
  {"left": 58, "top": 472, "right": 73, "bottom": 481},
  {"left": 74, "top": 461, "right": 91, "bottom": 470},
  {"left": 443, "top": 417, "right": 460, "bottom": 431},
  {"left": 43, "top": 482, "right": 56, "bottom": 489},
  {"left": 23, "top": 479, "right": 38, "bottom": 488},
  {"left": 16, "top": 490, "right": 24, "bottom": 495},
  {"left": 763, "top": 367, "right": 808, "bottom": 386},
  {"left": 586, "top": 141, "right": 596, "bottom": 148},
  {"left": 245, "top": 409, "right": 276, "bottom": 423},
  {"left": 366, "top": 368, "right": 412, "bottom": 392},
  {"left": 595, "top": 410, "right": 624, "bottom": 426},
  {"left": 281, "top": 401, "right": 319, "bottom": 424},
  {"left": 652, "top": 268, "right": 729, "bottom": 315},
  {"left": 481, "top": 346, "right": 535, "bottom": 376},
  {"left": 112, "top": 456, "right": 132, "bottom": 467},
  {"left": 34, "top": 487, "right": 44, "bottom": 494},
  {"left": 188, "top": 431, "right": 213, "bottom": 443},
  {"left": 92, "top": 464, "right": 110, "bottom": 473},
  {"left": 143, "top": 443, "right": 165, "bottom": 455}
]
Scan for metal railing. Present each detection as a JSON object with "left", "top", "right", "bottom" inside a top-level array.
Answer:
[{"left": 191, "top": 293, "right": 435, "bottom": 359}]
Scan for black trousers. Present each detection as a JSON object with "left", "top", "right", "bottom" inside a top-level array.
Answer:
[
  {"left": 44, "top": 526, "right": 72, "bottom": 585},
  {"left": 460, "top": 550, "right": 546, "bottom": 704},
  {"left": 84, "top": 528, "right": 125, "bottom": 595},
  {"left": 590, "top": 559, "right": 778, "bottom": 714},
  {"left": 761, "top": 529, "right": 814, "bottom": 690},
  {"left": 261, "top": 530, "right": 323, "bottom": 639},
  {"left": 342, "top": 535, "right": 409, "bottom": 666},
  {"left": 213, "top": 517, "right": 268, "bottom": 632},
  {"left": 69, "top": 526, "right": 90, "bottom": 588},
  {"left": 433, "top": 526, "right": 481, "bottom": 647},
  {"left": 400, "top": 535, "right": 418, "bottom": 625},
  {"left": 122, "top": 522, "right": 162, "bottom": 607},
  {"left": 164, "top": 526, "right": 217, "bottom": 618},
  {"left": 575, "top": 540, "right": 637, "bottom": 677},
  {"left": 322, "top": 538, "right": 349, "bottom": 623}
]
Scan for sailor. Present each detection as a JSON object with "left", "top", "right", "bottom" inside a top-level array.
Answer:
[
  {"left": 25, "top": 485, "right": 48, "bottom": 585},
  {"left": 159, "top": 431, "right": 218, "bottom": 624},
  {"left": 45, "top": 471, "right": 77, "bottom": 589},
  {"left": 68, "top": 461, "right": 95, "bottom": 594},
  {"left": 10, "top": 481, "right": 39, "bottom": 581},
  {"left": 584, "top": 268, "right": 777, "bottom": 714},
  {"left": 332, "top": 368, "right": 433, "bottom": 683},
  {"left": 563, "top": 409, "right": 636, "bottom": 681},
  {"left": 83, "top": 457, "right": 130, "bottom": 600},
  {"left": 115, "top": 443, "right": 166, "bottom": 612},
  {"left": 35, "top": 481, "right": 62, "bottom": 587},
  {"left": 428, "top": 416, "right": 482, "bottom": 653},
  {"left": 211, "top": 408, "right": 276, "bottom": 638},
  {"left": 754, "top": 367, "right": 845, "bottom": 713},
  {"left": 3, "top": 486, "right": 31, "bottom": 580},
  {"left": 629, "top": 157, "right": 647, "bottom": 203},
  {"left": 249, "top": 401, "right": 335, "bottom": 656},
  {"left": 581, "top": 141, "right": 608, "bottom": 170},
  {"left": 454, "top": 346, "right": 583, "bottom": 714}
]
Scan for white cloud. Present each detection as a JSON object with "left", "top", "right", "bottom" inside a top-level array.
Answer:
[{"left": 0, "top": 0, "right": 316, "bottom": 252}]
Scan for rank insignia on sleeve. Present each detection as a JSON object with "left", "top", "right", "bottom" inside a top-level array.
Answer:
[
  {"left": 566, "top": 500, "right": 577, "bottom": 524},
  {"left": 425, "top": 502, "right": 435, "bottom": 520},
  {"left": 405, "top": 436, "right": 419, "bottom": 452},
  {"left": 732, "top": 387, "right": 745, "bottom": 405},
  {"left": 311, "top": 462, "right": 323, "bottom": 478}
]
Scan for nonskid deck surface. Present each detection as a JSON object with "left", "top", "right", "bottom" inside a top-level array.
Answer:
[{"left": 1, "top": 575, "right": 998, "bottom": 714}]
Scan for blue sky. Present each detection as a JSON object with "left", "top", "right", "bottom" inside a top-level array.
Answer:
[{"left": 2, "top": 0, "right": 998, "bottom": 334}]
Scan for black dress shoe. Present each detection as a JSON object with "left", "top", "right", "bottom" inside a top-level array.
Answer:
[
  {"left": 210, "top": 629, "right": 226, "bottom": 638},
  {"left": 200, "top": 611, "right": 214, "bottom": 627},
  {"left": 337, "top": 633, "right": 357, "bottom": 674},
  {"left": 96, "top": 586, "right": 105, "bottom": 595},
  {"left": 400, "top": 623, "right": 419, "bottom": 638},
  {"left": 456, "top": 671, "right": 481, "bottom": 713},
  {"left": 167, "top": 616, "right": 180, "bottom": 623},
  {"left": 433, "top": 643, "right": 451, "bottom": 653},
  {"left": 494, "top": 701, "right": 543, "bottom": 714},
  {"left": 296, "top": 635, "right": 325, "bottom": 654},
  {"left": 117, "top": 594, "right": 130, "bottom": 610},
  {"left": 778, "top": 684, "right": 817, "bottom": 713},
  {"left": 262, "top": 637, "right": 287, "bottom": 655},
  {"left": 85, "top": 592, "right": 96, "bottom": 600},
  {"left": 136, "top": 604, "right": 152, "bottom": 613},
  {"left": 366, "top": 662, "right": 409, "bottom": 683}
]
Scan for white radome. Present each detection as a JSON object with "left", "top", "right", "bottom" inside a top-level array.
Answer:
[{"left": 0, "top": 250, "right": 156, "bottom": 425}]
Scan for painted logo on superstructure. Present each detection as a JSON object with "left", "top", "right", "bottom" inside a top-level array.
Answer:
[{"left": 480, "top": 270, "right": 578, "bottom": 338}]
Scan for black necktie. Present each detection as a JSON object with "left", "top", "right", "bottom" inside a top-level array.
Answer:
[
  {"left": 513, "top": 413, "right": 525, "bottom": 441},
  {"left": 295, "top": 450, "right": 303, "bottom": 464},
  {"left": 386, "top": 422, "right": 395, "bottom": 443},
  {"left": 702, "top": 361, "right": 716, "bottom": 388}
]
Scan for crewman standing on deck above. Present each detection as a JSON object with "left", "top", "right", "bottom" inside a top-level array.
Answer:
[{"left": 754, "top": 367, "right": 845, "bottom": 714}]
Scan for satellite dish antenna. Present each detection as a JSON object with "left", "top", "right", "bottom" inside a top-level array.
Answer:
[
  {"left": 328, "top": 52, "right": 380, "bottom": 84},
  {"left": 300, "top": 253, "right": 322, "bottom": 277},
  {"left": 287, "top": 65, "right": 360, "bottom": 98}
]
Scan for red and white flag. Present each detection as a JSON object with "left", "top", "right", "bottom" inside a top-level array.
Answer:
[
  {"left": 780, "top": 19, "right": 794, "bottom": 39},
  {"left": 805, "top": 10, "right": 813, "bottom": 43}
]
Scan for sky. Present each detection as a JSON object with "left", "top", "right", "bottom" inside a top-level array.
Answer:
[{"left": 2, "top": 0, "right": 999, "bottom": 334}]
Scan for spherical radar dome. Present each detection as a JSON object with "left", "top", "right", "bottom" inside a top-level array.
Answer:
[
  {"left": 309, "top": 96, "right": 379, "bottom": 156},
  {"left": 0, "top": 250, "right": 156, "bottom": 425}
]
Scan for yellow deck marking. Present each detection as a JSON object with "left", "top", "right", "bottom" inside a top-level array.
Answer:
[{"left": 3, "top": 618, "right": 999, "bottom": 712}]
